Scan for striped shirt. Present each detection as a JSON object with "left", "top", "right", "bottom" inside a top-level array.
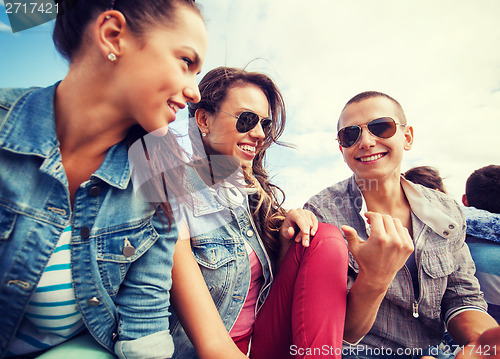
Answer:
[{"left": 6, "top": 226, "right": 85, "bottom": 357}]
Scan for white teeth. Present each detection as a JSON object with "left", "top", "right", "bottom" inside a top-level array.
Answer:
[
  {"left": 359, "top": 153, "right": 384, "bottom": 162},
  {"left": 168, "top": 102, "right": 179, "bottom": 113},
  {"left": 238, "top": 144, "right": 256, "bottom": 153}
]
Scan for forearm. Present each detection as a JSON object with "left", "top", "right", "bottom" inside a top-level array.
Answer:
[
  {"left": 448, "top": 310, "right": 499, "bottom": 346},
  {"left": 344, "top": 274, "right": 388, "bottom": 343}
]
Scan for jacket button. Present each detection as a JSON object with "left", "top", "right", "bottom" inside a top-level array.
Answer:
[
  {"left": 80, "top": 227, "right": 91, "bottom": 239},
  {"left": 443, "top": 230, "right": 449, "bottom": 236},
  {"left": 246, "top": 230, "right": 254, "bottom": 237},
  {"left": 52, "top": 163, "right": 63, "bottom": 172},
  {"left": 89, "top": 186, "right": 101, "bottom": 196},
  {"left": 123, "top": 238, "right": 136, "bottom": 257},
  {"left": 87, "top": 297, "right": 100, "bottom": 306},
  {"left": 448, "top": 224, "right": 455, "bottom": 230}
]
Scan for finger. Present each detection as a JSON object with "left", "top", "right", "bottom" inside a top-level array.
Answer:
[
  {"left": 393, "top": 218, "right": 414, "bottom": 253},
  {"left": 281, "top": 224, "right": 295, "bottom": 241},
  {"left": 364, "top": 212, "right": 385, "bottom": 237},
  {"left": 310, "top": 212, "right": 319, "bottom": 236},
  {"left": 301, "top": 231, "right": 310, "bottom": 247},
  {"left": 291, "top": 211, "right": 314, "bottom": 238},
  {"left": 341, "top": 225, "right": 360, "bottom": 254}
]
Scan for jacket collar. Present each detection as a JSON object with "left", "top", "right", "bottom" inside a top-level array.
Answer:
[
  {"left": 0, "top": 84, "right": 131, "bottom": 190},
  {"left": 350, "top": 175, "right": 459, "bottom": 239}
]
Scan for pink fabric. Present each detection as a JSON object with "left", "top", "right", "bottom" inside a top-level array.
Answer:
[
  {"left": 230, "top": 250, "right": 264, "bottom": 337},
  {"left": 250, "top": 222, "right": 348, "bottom": 359}
]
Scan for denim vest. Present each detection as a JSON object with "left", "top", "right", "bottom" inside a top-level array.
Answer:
[
  {"left": 0, "top": 85, "right": 178, "bottom": 358},
  {"left": 170, "top": 167, "right": 274, "bottom": 359}
]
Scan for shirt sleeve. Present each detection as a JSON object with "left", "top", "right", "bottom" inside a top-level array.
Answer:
[{"left": 441, "top": 210, "right": 488, "bottom": 320}]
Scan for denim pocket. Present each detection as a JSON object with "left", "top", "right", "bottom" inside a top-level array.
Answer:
[
  {"left": 95, "top": 219, "right": 159, "bottom": 296},
  {"left": 192, "top": 241, "right": 237, "bottom": 301},
  {"left": 192, "top": 242, "right": 236, "bottom": 269},
  {"left": 0, "top": 204, "right": 17, "bottom": 241}
]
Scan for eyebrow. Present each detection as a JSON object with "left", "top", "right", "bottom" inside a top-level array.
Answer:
[{"left": 182, "top": 46, "right": 202, "bottom": 72}]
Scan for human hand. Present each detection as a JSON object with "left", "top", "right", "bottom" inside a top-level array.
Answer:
[
  {"left": 341, "top": 212, "right": 414, "bottom": 290},
  {"left": 279, "top": 209, "right": 319, "bottom": 248}
]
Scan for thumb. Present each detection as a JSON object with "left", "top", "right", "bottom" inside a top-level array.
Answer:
[
  {"left": 280, "top": 224, "right": 295, "bottom": 241},
  {"left": 341, "top": 225, "right": 360, "bottom": 253}
]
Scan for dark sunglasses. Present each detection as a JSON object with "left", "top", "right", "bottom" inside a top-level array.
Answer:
[
  {"left": 219, "top": 110, "right": 272, "bottom": 134},
  {"left": 337, "top": 117, "right": 406, "bottom": 148}
]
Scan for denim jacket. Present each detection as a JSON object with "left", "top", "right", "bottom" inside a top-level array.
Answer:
[
  {"left": 305, "top": 176, "right": 487, "bottom": 350},
  {"left": 169, "top": 166, "right": 274, "bottom": 359},
  {"left": 0, "top": 85, "right": 177, "bottom": 358}
]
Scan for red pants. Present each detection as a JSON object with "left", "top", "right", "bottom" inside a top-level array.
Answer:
[{"left": 250, "top": 222, "right": 348, "bottom": 359}]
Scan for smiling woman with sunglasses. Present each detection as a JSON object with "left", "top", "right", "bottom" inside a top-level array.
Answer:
[{"left": 168, "top": 67, "right": 348, "bottom": 359}]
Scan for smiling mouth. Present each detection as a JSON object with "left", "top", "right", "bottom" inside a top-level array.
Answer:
[
  {"left": 357, "top": 153, "right": 386, "bottom": 162},
  {"left": 167, "top": 101, "right": 180, "bottom": 113},
  {"left": 238, "top": 144, "right": 256, "bottom": 154}
]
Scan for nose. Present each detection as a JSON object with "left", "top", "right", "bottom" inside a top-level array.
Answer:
[
  {"left": 357, "top": 125, "right": 376, "bottom": 149},
  {"left": 248, "top": 120, "right": 266, "bottom": 140},
  {"left": 183, "top": 75, "right": 201, "bottom": 104}
]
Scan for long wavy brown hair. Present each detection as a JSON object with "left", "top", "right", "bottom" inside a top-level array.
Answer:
[{"left": 188, "top": 66, "right": 289, "bottom": 261}]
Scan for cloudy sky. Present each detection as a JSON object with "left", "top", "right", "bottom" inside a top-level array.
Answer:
[{"left": 1, "top": 0, "right": 499, "bottom": 208}]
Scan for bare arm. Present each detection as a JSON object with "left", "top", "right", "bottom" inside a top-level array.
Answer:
[
  {"left": 170, "top": 222, "right": 246, "bottom": 359},
  {"left": 341, "top": 212, "right": 414, "bottom": 343},
  {"left": 454, "top": 326, "right": 500, "bottom": 359},
  {"left": 448, "top": 310, "right": 498, "bottom": 346}
]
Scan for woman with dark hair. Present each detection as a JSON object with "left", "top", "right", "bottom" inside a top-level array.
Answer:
[
  {"left": 169, "top": 67, "right": 348, "bottom": 358},
  {"left": 0, "top": 0, "right": 207, "bottom": 357}
]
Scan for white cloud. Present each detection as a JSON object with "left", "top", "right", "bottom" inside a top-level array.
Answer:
[
  {"left": 189, "top": 0, "right": 500, "bottom": 207},
  {"left": 0, "top": 21, "right": 10, "bottom": 33}
]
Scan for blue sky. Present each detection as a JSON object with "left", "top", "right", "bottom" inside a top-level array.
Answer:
[{"left": 1, "top": 0, "right": 500, "bottom": 208}]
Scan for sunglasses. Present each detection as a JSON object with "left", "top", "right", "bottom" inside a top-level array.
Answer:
[
  {"left": 336, "top": 117, "right": 406, "bottom": 148},
  {"left": 219, "top": 110, "right": 272, "bottom": 135}
]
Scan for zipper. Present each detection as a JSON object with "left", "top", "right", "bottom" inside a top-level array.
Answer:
[
  {"left": 406, "top": 224, "right": 427, "bottom": 319},
  {"left": 403, "top": 264, "right": 420, "bottom": 318}
]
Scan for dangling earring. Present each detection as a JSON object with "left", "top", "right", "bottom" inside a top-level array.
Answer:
[{"left": 107, "top": 53, "right": 117, "bottom": 62}]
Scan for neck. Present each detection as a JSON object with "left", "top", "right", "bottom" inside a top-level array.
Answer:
[
  {"left": 356, "top": 172, "right": 408, "bottom": 216},
  {"left": 54, "top": 63, "right": 133, "bottom": 160}
]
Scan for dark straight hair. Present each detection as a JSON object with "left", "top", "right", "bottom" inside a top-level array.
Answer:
[{"left": 53, "top": 0, "right": 200, "bottom": 62}]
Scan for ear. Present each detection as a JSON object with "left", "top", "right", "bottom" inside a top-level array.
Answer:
[
  {"left": 95, "top": 10, "right": 128, "bottom": 61},
  {"left": 462, "top": 194, "right": 469, "bottom": 206},
  {"left": 195, "top": 109, "right": 211, "bottom": 134},
  {"left": 403, "top": 125, "right": 414, "bottom": 151}
]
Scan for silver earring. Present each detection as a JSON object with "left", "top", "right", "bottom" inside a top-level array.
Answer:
[
  {"left": 107, "top": 53, "right": 117, "bottom": 62},
  {"left": 105, "top": 15, "right": 111, "bottom": 20},
  {"left": 202, "top": 132, "right": 207, "bottom": 137}
]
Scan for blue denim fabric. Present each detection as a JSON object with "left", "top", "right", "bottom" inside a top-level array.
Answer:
[
  {"left": 0, "top": 85, "right": 177, "bottom": 358},
  {"left": 169, "top": 167, "right": 274, "bottom": 359},
  {"left": 462, "top": 206, "right": 500, "bottom": 322}
]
